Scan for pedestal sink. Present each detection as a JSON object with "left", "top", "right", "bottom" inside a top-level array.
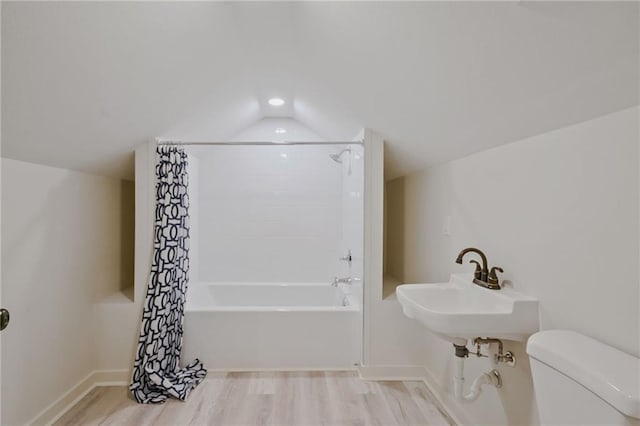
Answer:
[{"left": 396, "top": 274, "right": 539, "bottom": 344}]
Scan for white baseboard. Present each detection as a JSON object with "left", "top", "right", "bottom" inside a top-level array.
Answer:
[
  {"left": 91, "top": 369, "right": 130, "bottom": 387},
  {"left": 29, "top": 369, "right": 129, "bottom": 426},
  {"left": 357, "top": 364, "right": 428, "bottom": 380}
]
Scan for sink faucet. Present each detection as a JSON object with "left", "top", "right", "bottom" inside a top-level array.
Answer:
[
  {"left": 455, "top": 247, "right": 503, "bottom": 290},
  {"left": 456, "top": 248, "right": 488, "bottom": 280}
]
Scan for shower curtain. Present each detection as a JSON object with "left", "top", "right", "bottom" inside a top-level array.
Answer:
[{"left": 130, "top": 145, "right": 207, "bottom": 404}]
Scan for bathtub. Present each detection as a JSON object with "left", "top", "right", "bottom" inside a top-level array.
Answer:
[{"left": 182, "top": 282, "right": 361, "bottom": 370}]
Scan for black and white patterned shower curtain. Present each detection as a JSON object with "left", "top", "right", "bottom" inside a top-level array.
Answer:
[{"left": 130, "top": 145, "right": 207, "bottom": 404}]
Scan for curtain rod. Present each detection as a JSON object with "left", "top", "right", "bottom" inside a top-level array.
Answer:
[{"left": 155, "top": 140, "right": 364, "bottom": 146}]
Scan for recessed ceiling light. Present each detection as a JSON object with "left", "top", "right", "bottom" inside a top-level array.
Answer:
[
  {"left": 275, "top": 128, "right": 287, "bottom": 134},
  {"left": 280, "top": 153, "right": 288, "bottom": 159},
  {"left": 268, "top": 98, "right": 285, "bottom": 106}
]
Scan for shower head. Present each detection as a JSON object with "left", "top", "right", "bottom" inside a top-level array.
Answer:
[{"left": 329, "top": 148, "right": 351, "bottom": 163}]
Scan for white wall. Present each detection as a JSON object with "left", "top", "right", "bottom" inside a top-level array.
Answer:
[
  {"left": 192, "top": 144, "right": 344, "bottom": 283},
  {"left": 384, "top": 106, "right": 639, "bottom": 425},
  {"left": 1, "top": 159, "right": 130, "bottom": 425},
  {"left": 361, "top": 130, "right": 432, "bottom": 374},
  {"left": 230, "top": 118, "right": 325, "bottom": 143},
  {"left": 94, "top": 143, "right": 154, "bottom": 373}
]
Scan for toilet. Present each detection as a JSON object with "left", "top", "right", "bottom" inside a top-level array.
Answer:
[{"left": 527, "top": 330, "right": 640, "bottom": 426}]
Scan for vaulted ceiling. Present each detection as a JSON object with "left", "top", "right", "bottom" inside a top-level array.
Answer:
[{"left": 2, "top": 1, "right": 638, "bottom": 181}]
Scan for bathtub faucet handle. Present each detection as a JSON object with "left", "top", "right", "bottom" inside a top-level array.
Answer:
[{"left": 339, "top": 249, "right": 353, "bottom": 264}]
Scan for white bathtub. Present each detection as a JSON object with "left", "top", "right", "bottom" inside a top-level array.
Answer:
[{"left": 182, "top": 283, "right": 361, "bottom": 370}]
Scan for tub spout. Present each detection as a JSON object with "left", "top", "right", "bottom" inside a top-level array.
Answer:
[{"left": 332, "top": 277, "right": 353, "bottom": 287}]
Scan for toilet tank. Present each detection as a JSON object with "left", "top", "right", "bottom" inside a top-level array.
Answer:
[{"left": 527, "top": 330, "right": 640, "bottom": 426}]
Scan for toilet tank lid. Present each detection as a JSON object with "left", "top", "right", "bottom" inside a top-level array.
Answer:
[{"left": 527, "top": 330, "right": 640, "bottom": 419}]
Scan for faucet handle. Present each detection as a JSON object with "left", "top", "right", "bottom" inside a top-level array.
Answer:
[
  {"left": 469, "top": 260, "right": 482, "bottom": 280},
  {"left": 339, "top": 249, "right": 353, "bottom": 263},
  {"left": 488, "top": 267, "right": 504, "bottom": 286}
]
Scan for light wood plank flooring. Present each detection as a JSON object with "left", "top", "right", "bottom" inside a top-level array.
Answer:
[{"left": 54, "top": 371, "right": 455, "bottom": 426}]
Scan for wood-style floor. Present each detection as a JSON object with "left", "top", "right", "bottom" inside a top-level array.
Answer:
[{"left": 54, "top": 371, "right": 455, "bottom": 426}]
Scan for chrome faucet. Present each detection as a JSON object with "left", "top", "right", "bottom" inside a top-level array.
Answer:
[
  {"left": 332, "top": 276, "right": 353, "bottom": 287},
  {"left": 339, "top": 249, "right": 353, "bottom": 264},
  {"left": 455, "top": 247, "right": 503, "bottom": 290}
]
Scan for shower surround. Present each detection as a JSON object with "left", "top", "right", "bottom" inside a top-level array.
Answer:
[{"left": 178, "top": 143, "right": 364, "bottom": 370}]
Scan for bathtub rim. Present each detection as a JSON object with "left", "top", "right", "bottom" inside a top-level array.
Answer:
[
  {"left": 185, "top": 305, "right": 360, "bottom": 313},
  {"left": 185, "top": 282, "right": 361, "bottom": 313},
  {"left": 187, "top": 281, "right": 356, "bottom": 287}
]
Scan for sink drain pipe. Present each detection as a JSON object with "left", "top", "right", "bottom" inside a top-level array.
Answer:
[{"left": 453, "top": 344, "right": 502, "bottom": 403}]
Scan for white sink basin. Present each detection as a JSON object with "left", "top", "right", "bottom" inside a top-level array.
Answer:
[{"left": 396, "top": 274, "right": 539, "bottom": 344}]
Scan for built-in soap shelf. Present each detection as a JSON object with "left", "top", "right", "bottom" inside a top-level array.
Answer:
[
  {"left": 383, "top": 274, "right": 403, "bottom": 300},
  {"left": 99, "top": 286, "right": 134, "bottom": 303}
]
